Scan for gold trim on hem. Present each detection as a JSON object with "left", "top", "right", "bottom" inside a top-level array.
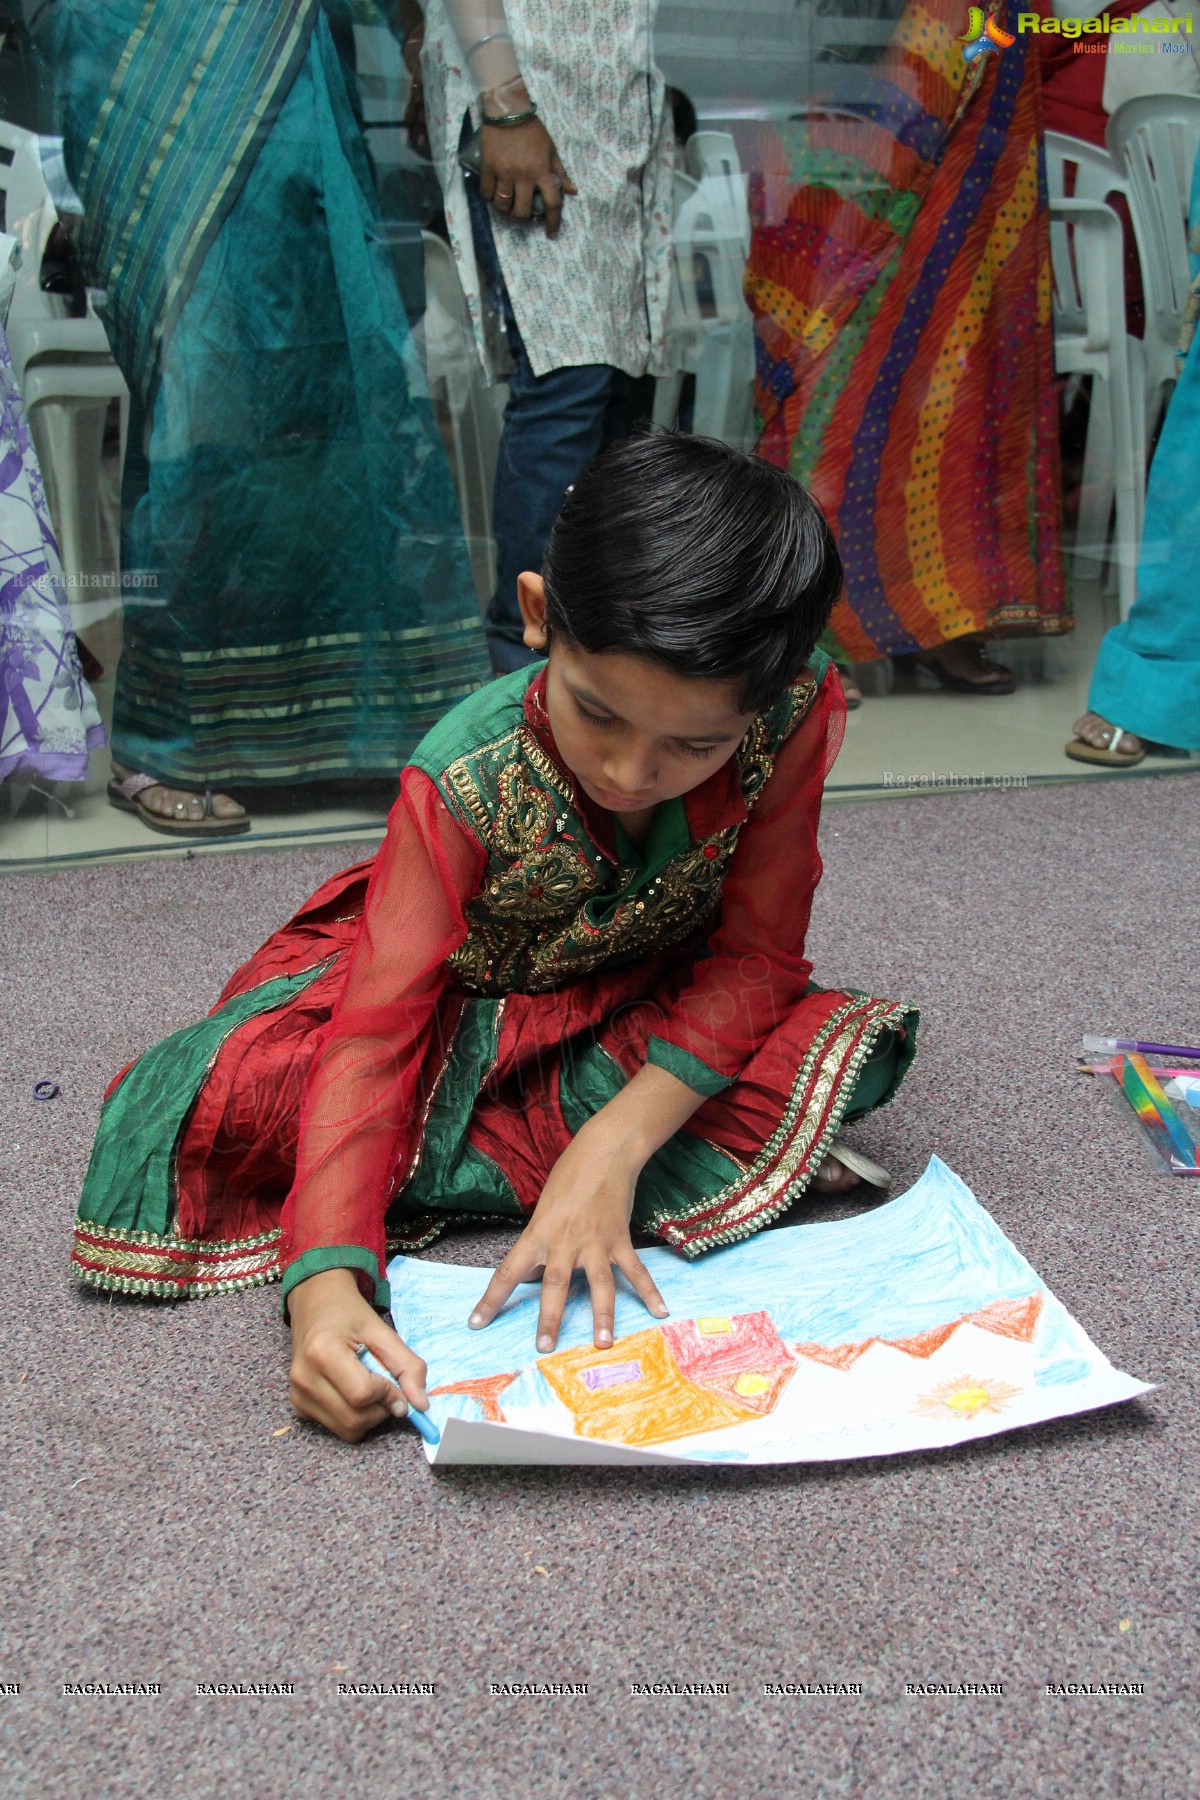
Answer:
[
  {"left": 645, "top": 996, "right": 917, "bottom": 1259},
  {"left": 72, "top": 1221, "right": 282, "bottom": 1300}
]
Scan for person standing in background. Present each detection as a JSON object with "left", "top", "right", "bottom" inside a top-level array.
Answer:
[
  {"left": 411, "top": 0, "right": 675, "bottom": 672},
  {"left": 30, "top": 0, "right": 490, "bottom": 838},
  {"left": 746, "top": 0, "right": 1071, "bottom": 697},
  {"left": 1065, "top": 144, "right": 1200, "bottom": 766}
]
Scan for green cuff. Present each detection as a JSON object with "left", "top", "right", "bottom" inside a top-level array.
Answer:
[
  {"left": 279, "top": 1246, "right": 391, "bottom": 1318},
  {"left": 647, "top": 1035, "right": 734, "bottom": 1098}
]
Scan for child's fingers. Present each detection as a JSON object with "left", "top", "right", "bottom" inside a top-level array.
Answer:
[
  {"left": 292, "top": 1364, "right": 392, "bottom": 1443},
  {"left": 534, "top": 1259, "right": 575, "bottom": 1354},
  {"left": 325, "top": 1343, "right": 400, "bottom": 1421},
  {"left": 584, "top": 1258, "right": 616, "bottom": 1349},
  {"left": 468, "top": 1241, "right": 541, "bottom": 1331},
  {"left": 362, "top": 1329, "right": 429, "bottom": 1413},
  {"left": 303, "top": 1336, "right": 398, "bottom": 1424},
  {"left": 614, "top": 1243, "right": 669, "bottom": 1321},
  {"left": 397, "top": 1357, "right": 429, "bottom": 1414}
]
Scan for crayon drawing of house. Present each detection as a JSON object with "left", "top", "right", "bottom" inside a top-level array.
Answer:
[{"left": 537, "top": 1311, "right": 797, "bottom": 1447}]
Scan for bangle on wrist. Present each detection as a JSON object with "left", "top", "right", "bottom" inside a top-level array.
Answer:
[
  {"left": 465, "top": 30, "right": 512, "bottom": 60},
  {"left": 480, "top": 102, "right": 538, "bottom": 127},
  {"left": 481, "top": 70, "right": 533, "bottom": 119}
]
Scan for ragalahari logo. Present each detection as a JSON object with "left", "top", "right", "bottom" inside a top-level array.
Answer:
[{"left": 960, "top": 6, "right": 1017, "bottom": 59}]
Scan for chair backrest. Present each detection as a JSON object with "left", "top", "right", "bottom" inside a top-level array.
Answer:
[
  {"left": 683, "top": 130, "right": 750, "bottom": 256},
  {"left": 1044, "top": 130, "right": 1128, "bottom": 207},
  {"left": 669, "top": 186, "right": 753, "bottom": 330},
  {"left": 1048, "top": 198, "right": 1126, "bottom": 366},
  {"left": 0, "top": 119, "right": 49, "bottom": 248},
  {"left": 671, "top": 136, "right": 751, "bottom": 333},
  {"left": 1107, "top": 93, "right": 1200, "bottom": 333}
]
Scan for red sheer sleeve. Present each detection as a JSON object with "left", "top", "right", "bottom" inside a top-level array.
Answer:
[
  {"left": 279, "top": 768, "right": 485, "bottom": 1310},
  {"left": 646, "top": 670, "right": 847, "bottom": 1093}
]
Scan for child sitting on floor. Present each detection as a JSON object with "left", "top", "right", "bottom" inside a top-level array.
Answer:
[{"left": 74, "top": 434, "right": 917, "bottom": 1441}]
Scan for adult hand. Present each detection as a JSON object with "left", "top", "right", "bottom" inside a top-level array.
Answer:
[
  {"left": 467, "top": 1122, "right": 668, "bottom": 1353},
  {"left": 479, "top": 117, "right": 577, "bottom": 237},
  {"left": 288, "top": 1266, "right": 429, "bottom": 1443}
]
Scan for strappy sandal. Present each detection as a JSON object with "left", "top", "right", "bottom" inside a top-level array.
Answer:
[
  {"left": 1064, "top": 722, "right": 1145, "bottom": 768},
  {"left": 107, "top": 764, "right": 251, "bottom": 837},
  {"left": 894, "top": 638, "right": 1015, "bottom": 696}
]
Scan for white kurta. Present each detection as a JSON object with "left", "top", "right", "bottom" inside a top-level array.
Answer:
[{"left": 421, "top": 0, "right": 675, "bottom": 380}]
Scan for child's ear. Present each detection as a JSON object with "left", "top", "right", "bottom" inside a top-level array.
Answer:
[{"left": 517, "top": 572, "right": 549, "bottom": 652}]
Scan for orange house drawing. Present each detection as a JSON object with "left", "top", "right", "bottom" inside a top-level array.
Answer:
[{"left": 537, "top": 1311, "right": 797, "bottom": 1448}]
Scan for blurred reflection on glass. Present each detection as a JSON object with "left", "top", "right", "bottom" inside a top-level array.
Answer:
[
  {"left": 0, "top": 309, "right": 105, "bottom": 788},
  {"left": 32, "top": 0, "right": 489, "bottom": 836},
  {"left": 420, "top": 0, "right": 673, "bottom": 672},
  {"left": 1067, "top": 140, "right": 1200, "bottom": 766},
  {"left": 743, "top": 0, "right": 1071, "bottom": 694}
]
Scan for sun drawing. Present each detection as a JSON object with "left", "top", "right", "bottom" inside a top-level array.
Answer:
[{"left": 913, "top": 1374, "right": 1022, "bottom": 1421}]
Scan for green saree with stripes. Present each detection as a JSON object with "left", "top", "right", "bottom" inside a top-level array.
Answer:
[{"left": 41, "top": 0, "right": 489, "bottom": 785}]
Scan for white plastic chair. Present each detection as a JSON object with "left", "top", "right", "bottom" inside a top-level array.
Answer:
[
  {"left": 1106, "top": 93, "right": 1200, "bottom": 435},
  {"left": 0, "top": 126, "right": 119, "bottom": 382},
  {"left": 1049, "top": 197, "right": 1145, "bottom": 618},
  {"left": 1044, "top": 132, "right": 1143, "bottom": 592},
  {"left": 0, "top": 122, "right": 128, "bottom": 592},
  {"left": 1044, "top": 130, "right": 1129, "bottom": 208},
  {"left": 653, "top": 132, "right": 756, "bottom": 452},
  {"left": 684, "top": 131, "right": 751, "bottom": 247},
  {"left": 420, "top": 229, "right": 507, "bottom": 611}
]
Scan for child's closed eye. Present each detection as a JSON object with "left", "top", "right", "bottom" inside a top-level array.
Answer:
[
  {"left": 575, "top": 698, "right": 721, "bottom": 759},
  {"left": 576, "top": 702, "right": 618, "bottom": 728}
]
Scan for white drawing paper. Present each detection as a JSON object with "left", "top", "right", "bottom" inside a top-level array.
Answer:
[{"left": 385, "top": 1157, "right": 1152, "bottom": 1466}]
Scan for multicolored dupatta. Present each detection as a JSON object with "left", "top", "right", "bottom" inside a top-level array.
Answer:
[{"left": 745, "top": 3, "right": 1070, "bottom": 661}]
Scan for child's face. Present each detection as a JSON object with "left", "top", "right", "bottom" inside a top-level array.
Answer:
[{"left": 518, "top": 574, "right": 757, "bottom": 815}]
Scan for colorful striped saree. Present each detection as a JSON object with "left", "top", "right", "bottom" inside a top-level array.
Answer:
[
  {"left": 39, "top": 0, "right": 489, "bottom": 786},
  {"left": 745, "top": 4, "right": 1070, "bottom": 662}
]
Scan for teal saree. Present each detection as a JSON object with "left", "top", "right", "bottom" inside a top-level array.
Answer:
[
  {"left": 41, "top": 0, "right": 490, "bottom": 785},
  {"left": 1087, "top": 145, "right": 1200, "bottom": 752}
]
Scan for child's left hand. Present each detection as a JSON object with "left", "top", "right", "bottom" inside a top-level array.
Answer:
[{"left": 467, "top": 1121, "right": 668, "bottom": 1354}]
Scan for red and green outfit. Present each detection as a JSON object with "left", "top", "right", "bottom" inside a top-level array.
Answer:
[{"left": 74, "top": 654, "right": 917, "bottom": 1305}]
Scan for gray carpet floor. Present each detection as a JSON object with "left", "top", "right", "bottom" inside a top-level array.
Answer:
[{"left": 2, "top": 773, "right": 1198, "bottom": 1799}]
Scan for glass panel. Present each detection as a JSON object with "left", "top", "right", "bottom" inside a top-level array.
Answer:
[{"left": 0, "top": 0, "right": 1195, "bottom": 873}]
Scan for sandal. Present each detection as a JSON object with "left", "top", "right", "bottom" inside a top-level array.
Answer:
[
  {"left": 827, "top": 1140, "right": 891, "bottom": 1189},
  {"left": 894, "top": 638, "right": 1015, "bottom": 696},
  {"left": 107, "top": 764, "right": 251, "bottom": 837},
  {"left": 1064, "top": 721, "right": 1145, "bottom": 768},
  {"left": 812, "top": 1140, "right": 892, "bottom": 1195},
  {"left": 834, "top": 662, "right": 863, "bottom": 710}
]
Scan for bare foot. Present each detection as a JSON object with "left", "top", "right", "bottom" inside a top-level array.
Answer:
[
  {"left": 110, "top": 761, "right": 248, "bottom": 827},
  {"left": 811, "top": 1153, "right": 860, "bottom": 1196},
  {"left": 1070, "top": 713, "right": 1143, "bottom": 756}
]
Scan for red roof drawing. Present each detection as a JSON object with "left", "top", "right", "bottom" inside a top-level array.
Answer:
[{"left": 792, "top": 1293, "right": 1043, "bottom": 1371}]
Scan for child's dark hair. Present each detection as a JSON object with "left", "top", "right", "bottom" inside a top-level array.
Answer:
[{"left": 540, "top": 431, "right": 843, "bottom": 714}]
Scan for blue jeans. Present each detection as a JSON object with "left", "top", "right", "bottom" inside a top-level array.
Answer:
[{"left": 465, "top": 164, "right": 649, "bottom": 671}]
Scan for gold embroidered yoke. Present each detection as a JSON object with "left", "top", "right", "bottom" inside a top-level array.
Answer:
[{"left": 406, "top": 657, "right": 826, "bottom": 1001}]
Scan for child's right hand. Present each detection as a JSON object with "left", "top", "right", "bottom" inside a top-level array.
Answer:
[{"left": 288, "top": 1267, "right": 429, "bottom": 1443}]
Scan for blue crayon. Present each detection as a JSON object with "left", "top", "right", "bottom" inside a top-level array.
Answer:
[{"left": 357, "top": 1345, "right": 440, "bottom": 1444}]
